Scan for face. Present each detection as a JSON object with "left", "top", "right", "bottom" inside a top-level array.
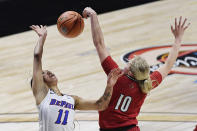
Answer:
[{"left": 42, "top": 70, "right": 58, "bottom": 87}]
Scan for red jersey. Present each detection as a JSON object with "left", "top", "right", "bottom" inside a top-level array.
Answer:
[
  {"left": 194, "top": 125, "right": 197, "bottom": 131},
  {"left": 99, "top": 56, "right": 162, "bottom": 129}
]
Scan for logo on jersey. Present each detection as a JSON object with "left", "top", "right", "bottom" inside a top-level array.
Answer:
[
  {"left": 122, "top": 44, "right": 197, "bottom": 75},
  {"left": 50, "top": 99, "right": 74, "bottom": 110}
]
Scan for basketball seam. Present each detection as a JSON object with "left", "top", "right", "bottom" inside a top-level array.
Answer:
[
  {"left": 59, "top": 17, "right": 73, "bottom": 29},
  {"left": 58, "top": 13, "right": 77, "bottom": 30},
  {"left": 66, "top": 13, "right": 78, "bottom": 36}
]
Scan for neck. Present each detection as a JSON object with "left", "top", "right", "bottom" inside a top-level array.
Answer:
[
  {"left": 126, "top": 74, "right": 137, "bottom": 82},
  {"left": 50, "top": 85, "right": 62, "bottom": 96}
]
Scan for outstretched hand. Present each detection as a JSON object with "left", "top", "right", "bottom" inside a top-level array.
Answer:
[
  {"left": 107, "top": 68, "right": 123, "bottom": 88},
  {"left": 171, "top": 16, "right": 190, "bottom": 43},
  {"left": 82, "top": 7, "right": 97, "bottom": 19},
  {"left": 30, "top": 25, "right": 47, "bottom": 37}
]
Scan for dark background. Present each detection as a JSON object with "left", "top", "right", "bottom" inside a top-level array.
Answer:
[{"left": 0, "top": 0, "right": 159, "bottom": 37}]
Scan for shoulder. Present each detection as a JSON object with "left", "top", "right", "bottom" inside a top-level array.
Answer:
[
  {"left": 69, "top": 95, "right": 80, "bottom": 109},
  {"left": 70, "top": 95, "right": 79, "bottom": 102},
  {"left": 63, "top": 94, "right": 76, "bottom": 103},
  {"left": 150, "top": 71, "right": 162, "bottom": 80},
  {"left": 150, "top": 71, "right": 163, "bottom": 88}
]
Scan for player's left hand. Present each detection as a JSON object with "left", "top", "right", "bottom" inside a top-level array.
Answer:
[{"left": 171, "top": 16, "right": 190, "bottom": 43}]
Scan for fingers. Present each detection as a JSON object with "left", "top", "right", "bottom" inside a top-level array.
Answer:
[
  {"left": 171, "top": 16, "right": 190, "bottom": 41},
  {"left": 83, "top": 7, "right": 88, "bottom": 19},
  {"left": 36, "top": 25, "right": 40, "bottom": 29},
  {"left": 109, "top": 68, "right": 122, "bottom": 78},
  {"left": 82, "top": 8, "right": 88, "bottom": 19},
  {"left": 82, "top": 10, "right": 88, "bottom": 19},
  {"left": 175, "top": 18, "right": 177, "bottom": 30},
  {"left": 83, "top": 7, "right": 91, "bottom": 19},
  {"left": 83, "top": 7, "right": 96, "bottom": 19},
  {"left": 184, "top": 22, "right": 190, "bottom": 30},
  {"left": 178, "top": 16, "right": 182, "bottom": 27},
  {"left": 30, "top": 25, "right": 45, "bottom": 29},
  {"left": 118, "top": 70, "right": 124, "bottom": 77},
  {"left": 171, "top": 25, "right": 174, "bottom": 34},
  {"left": 29, "top": 25, "right": 37, "bottom": 30},
  {"left": 29, "top": 26, "right": 33, "bottom": 30},
  {"left": 181, "top": 18, "right": 187, "bottom": 27},
  {"left": 108, "top": 68, "right": 116, "bottom": 77},
  {"left": 173, "top": 16, "right": 190, "bottom": 30},
  {"left": 40, "top": 25, "right": 47, "bottom": 29}
]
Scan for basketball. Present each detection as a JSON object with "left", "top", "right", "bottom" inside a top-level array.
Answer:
[{"left": 57, "top": 11, "right": 84, "bottom": 38}]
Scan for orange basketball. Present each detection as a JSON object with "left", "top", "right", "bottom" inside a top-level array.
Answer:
[{"left": 57, "top": 11, "right": 84, "bottom": 38}]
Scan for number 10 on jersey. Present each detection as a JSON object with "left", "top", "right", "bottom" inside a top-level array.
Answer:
[{"left": 115, "top": 94, "right": 132, "bottom": 112}]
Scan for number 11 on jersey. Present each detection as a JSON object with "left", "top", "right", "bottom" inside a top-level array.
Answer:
[{"left": 55, "top": 109, "right": 69, "bottom": 125}]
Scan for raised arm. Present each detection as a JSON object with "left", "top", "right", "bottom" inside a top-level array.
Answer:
[
  {"left": 83, "top": 7, "right": 110, "bottom": 63},
  {"left": 157, "top": 17, "right": 190, "bottom": 79},
  {"left": 30, "top": 25, "right": 48, "bottom": 105},
  {"left": 73, "top": 68, "right": 122, "bottom": 111}
]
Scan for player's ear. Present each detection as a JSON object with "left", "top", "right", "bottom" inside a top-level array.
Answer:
[{"left": 128, "top": 71, "right": 132, "bottom": 76}]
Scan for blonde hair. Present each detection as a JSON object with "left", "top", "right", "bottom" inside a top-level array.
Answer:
[{"left": 129, "top": 56, "right": 153, "bottom": 94}]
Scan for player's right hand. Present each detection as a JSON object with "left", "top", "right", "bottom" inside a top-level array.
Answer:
[
  {"left": 82, "top": 7, "right": 97, "bottom": 19},
  {"left": 30, "top": 25, "right": 47, "bottom": 37},
  {"left": 107, "top": 68, "right": 123, "bottom": 88}
]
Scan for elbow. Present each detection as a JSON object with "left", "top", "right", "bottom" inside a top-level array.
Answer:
[
  {"left": 98, "top": 104, "right": 108, "bottom": 111},
  {"left": 34, "top": 53, "right": 42, "bottom": 60}
]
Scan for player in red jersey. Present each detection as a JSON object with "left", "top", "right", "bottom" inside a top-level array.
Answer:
[
  {"left": 83, "top": 7, "right": 190, "bottom": 131},
  {"left": 194, "top": 125, "right": 197, "bottom": 131}
]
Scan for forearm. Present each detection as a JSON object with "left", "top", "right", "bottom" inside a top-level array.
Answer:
[
  {"left": 158, "top": 40, "right": 181, "bottom": 79},
  {"left": 89, "top": 13, "right": 110, "bottom": 62},
  {"left": 96, "top": 85, "right": 113, "bottom": 111},
  {"left": 34, "top": 35, "right": 46, "bottom": 58},
  {"left": 158, "top": 17, "right": 190, "bottom": 79},
  {"left": 74, "top": 86, "right": 112, "bottom": 111},
  {"left": 165, "top": 40, "right": 181, "bottom": 69},
  {"left": 90, "top": 13, "right": 105, "bottom": 48},
  {"left": 75, "top": 68, "right": 120, "bottom": 111},
  {"left": 33, "top": 36, "right": 46, "bottom": 77}
]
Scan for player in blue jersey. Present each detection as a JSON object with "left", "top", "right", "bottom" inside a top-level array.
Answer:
[{"left": 30, "top": 25, "right": 123, "bottom": 131}]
